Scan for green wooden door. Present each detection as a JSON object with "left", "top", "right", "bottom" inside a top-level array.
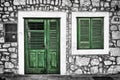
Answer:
[{"left": 24, "top": 19, "right": 60, "bottom": 74}]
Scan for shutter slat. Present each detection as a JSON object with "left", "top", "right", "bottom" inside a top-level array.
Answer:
[
  {"left": 77, "top": 18, "right": 90, "bottom": 49},
  {"left": 91, "top": 18, "right": 104, "bottom": 49}
]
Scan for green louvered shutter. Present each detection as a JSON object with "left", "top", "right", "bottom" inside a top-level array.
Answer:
[
  {"left": 47, "top": 19, "right": 60, "bottom": 73},
  {"left": 91, "top": 18, "right": 104, "bottom": 49},
  {"left": 25, "top": 19, "right": 46, "bottom": 73},
  {"left": 77, "top": 18, "right": 90, "bottom": 49}
]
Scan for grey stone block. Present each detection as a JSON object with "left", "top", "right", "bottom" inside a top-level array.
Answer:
[
  {"left": 110, "top": 25, "right": 118, "bottom": 31},
  {"left": 110, "top": 48, "right": 120, "bottom": 56},
  {"left": 13, "top": 0, "right": 25, "bottom": 5},
  {"left": 5, "top": 62, "right": 14, "bottom": 68},
  {"left": 112, "top": 31, "right": 120, "bottom": 39},
  {"left": 75, "top": 57, "right": 90, "bottom": 66},
  {"left": 104, "top": 60, "right": 112, "bottom": 65},
  {"left": 11, "top": 43, "right": 17, "bottom": 47},
  {"left": 4, "top": 2, "right": 10, "bottom": 6},
  {"left": 107, "top": 65, "right": 120, "bottom": 74},
  {"left": 91, "top": 0, "right": 100, "bottom": 7},
  {"left": 0, "top": 23, "right": 3, "bottom": 30},
  {"left": 3, "top": 44, "right": 10, "bottom": 48},
  {"left": 117, "top": 57, "right": 120, "bottom": 64},
  {"left": 11, "top": 53, "right": 17, "bottom": 58},
  {"left": 90, "top": 66, "right": 99, "bottom": 74},
  {"left": 8, "top": 7, "right": 13, "bottom": 11},
  {"left": 0, "top": 49, "right": 7, "bottom": 52},
  {"left": 117, "top": 40, "right": 120, "bottom": 47},
  {"left": 0, "top": 65, "right": 4, "bottom": 73},
  {"left": 91, "top": 59, "right": 100, "bottom": 66},
  {"left": 8, "top": 48, "right": 16, "bottom": 52}
]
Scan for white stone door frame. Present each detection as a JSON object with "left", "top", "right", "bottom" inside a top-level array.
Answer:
[{"left": 18, "top": 11, "right": 66, "bottom": 75}]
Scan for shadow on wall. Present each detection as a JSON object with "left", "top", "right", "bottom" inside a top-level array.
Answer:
[
  {"left": 0, "top": 77, "right": 6, "bottom": 80},
  {"left": 93, "top": 76, "right": 113, "bottom": 80}
]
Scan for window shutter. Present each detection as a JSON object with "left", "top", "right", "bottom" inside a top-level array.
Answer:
[
  {"left": 77, "top": 18, "right": 90, "bottom": 49},
  {"left": 91, "top": 18, "right": 104, "bottom": 49},
  {"left": 25, "top": 19, "right": 46, "bottom": 73},
  {"left": 47, "top": 19, "right": 60, "bottom": 73}
]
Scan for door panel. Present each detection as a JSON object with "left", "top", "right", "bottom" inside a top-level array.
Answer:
[
  {"left": 50, "top": 51, "right": 57, "bottom": 68},
  {"left": 25, "top": 19, "right": 60, "bottom": 74},
  {"left": 37, "top": 50, "right": 45, "bottom": 68},
  {"left": 29, "top": 50, "right": 36, "bottom": 68},
  {"left": 47, "top": 20, "right": 60, "bottom": 73}
]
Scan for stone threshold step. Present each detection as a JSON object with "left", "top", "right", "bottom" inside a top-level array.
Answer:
[{"left": 0, "top": 73, "right": 120, "bottom": 80}]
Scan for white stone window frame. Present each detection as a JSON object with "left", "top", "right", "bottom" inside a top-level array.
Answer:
[
  {"left": 18, "top": 11, "right": 66, "bottom": 75},
  {"left": 72, "top": 12, "right": 109, "bottom": 55}
]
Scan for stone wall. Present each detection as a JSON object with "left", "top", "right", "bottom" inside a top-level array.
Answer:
[{"left": 0, "top": 0, "right": 120, "bottom": 74}]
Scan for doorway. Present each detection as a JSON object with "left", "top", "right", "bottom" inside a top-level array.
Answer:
[{"left": 24, "top": 18, "right": 60, "bottom": 74}]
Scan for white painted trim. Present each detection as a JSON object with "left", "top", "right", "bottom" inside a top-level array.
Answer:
[
  {"left": 18, "top": 11, "right": 66, "bottom": 75},
  {"left": 72, "top": 12, "right": 109, "bottom": 55}
]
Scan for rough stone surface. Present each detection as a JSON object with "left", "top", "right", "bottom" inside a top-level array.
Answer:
[
  {"left": 3, "top": 43, "right": 10, "bottom": 48},
  {"left": 70, "top": 64, "right": 77, "bottom": 71},
  {"left": 5, "top": 62, "right": 14, "bottom": 68},
  {"left": 0, "top": 49, "right": 7, "bottom": 52},
  {"left": 11, "top": 43, "right": 17, "bottom": 47},
  {"left": 14, "top": 0, "right": 25, "bottom": 5},
  {"left": 90, "top": 66, "right": 98, "bottom": 74},
  {"left": 4, "top": 2, "right": 10, "bottom": 6},
  {"left": 104, "top": 60, "right": 112, "bottom": 65},
  {"left": 110, "top": 25, "right": 118, "bottom": 31},
  {"left": 109, "top": 57, "right": 115, "bottom": 61},
  {"left": 104, "top": 2, "right": 109, "bottom": 7},
  {"left": 111, "top": 16, "right": 120, "bottom": 24},
  {"left": 8, "top": 7, "right": 13, "bottom": 11},
  {"left": 11, "top": 59, "right": 17, "bottom": 64},
  {"left": 1, "top": 56, "right": 9, "bottom": 61},
  {"left": 118, "top": 25, "right": 120, "bottom": 31},
  {"left": 3, "top": 52, "right": 10, "bottom": 55},
  {"left": 117, "top": 40, "right": 120, "bottom": 47},
  {"left": 110, "top": 48, "right": 120, "bottom": 56},
  {"left": 91, "top": 59, "right": 100, "bottom": 66},
  {"left": 8, "top": 48, "right": 16, "bottom": 52},
  {"left": 107, "top": 66, "right": 120, "bottom": 74},
  {"left": 76, "top": 57, "right": 90, "bottom": 66},
  {"left": 0, "top": 44, "right": 2, "bottom": 48},
  {"left": 0, "top": 65, "right": 4, "bottom": 73},
  {"left": 11, "top": 53, "right": 17, "bottom": 58},
  {"left": 112, "top": 31, "right": 120, "bottom": 39},
  {"left": 80, "top": 0, "right": 91, "bottom": 6},
  {"left": 0, "top": 23, "right": 3, "bottom": 30},
  {"left": 117, "top": 57, "right": 120, "bottom": 64},
  {"left": 75, "top": 69, "right": 83, "bottom": 74},
  {"left": 0, "top": 37, "right": 4, "bottom": 43},
  {"left": 91, "top": 0, "right": 100, "bottom": 7},
  {"left": 0, "top": 61, "right": 3, "bottom": 64}
]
